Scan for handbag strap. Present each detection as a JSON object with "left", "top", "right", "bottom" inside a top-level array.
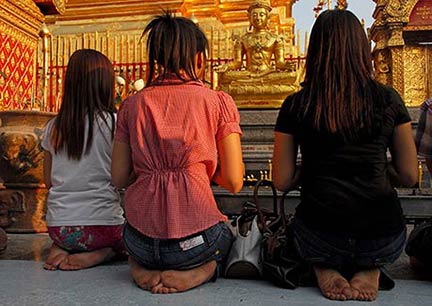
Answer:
[
  {"left": 252, "top": 179, "right": 277, "bottom": 213},
  {"left": 261, "top": 188, "right": 296, "bottom": 232},
  {"left": 278, "top": 190, "right": 292, "bottom": 230},
  {"left": 252, "top": 179, "right": 281, "bottom": 232}
]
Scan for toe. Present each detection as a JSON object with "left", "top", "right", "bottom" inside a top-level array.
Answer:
[
  {"left": 342, "top": 286, "right": 353, "bottom": 299},
  {"left": 43, "top": 263, "right": 57, "bottom": 271}
]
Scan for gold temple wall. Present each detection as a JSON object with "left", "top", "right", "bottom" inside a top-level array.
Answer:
[
  {"left": 0, "top": 0, "right": 44, "bottom": 110},
  {"left": 402, "top": 46, "right": 430, "bottom": 105},
  {"left": 371, "top": 0, "right": 432, "bottom": 107},
  {"left": 32, "top": 0, "right": 301, "bottom": 111}
]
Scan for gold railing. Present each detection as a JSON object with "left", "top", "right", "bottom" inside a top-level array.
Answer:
[{"left": 31, "top": 57, "right": 304, "bottom": 113}]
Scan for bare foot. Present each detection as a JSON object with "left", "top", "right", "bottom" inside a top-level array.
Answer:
[
  {"left": 350, "top": 269, "right": 380, "bottom": 301},
  {"left": 151, "top": 283, "right": 178, "bottom": 294},
  {"left": 43, "top": 243, "right": 69, "bottom": 271},
  {"left": 314, "top": 265, "right": 353, "bottom": 301},
  {"left": 128, "top": 257, "right": 163, "bottom": 291},
  {"left": 59, "top": 247, "right": 114, "bottom": 271},
  {"left": 156, "top": 261, "right": 217, "bottom": 293}
]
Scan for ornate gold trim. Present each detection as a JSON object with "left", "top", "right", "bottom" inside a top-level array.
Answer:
[
  {"left": 0, "top": 23, "right": 39, "bottom": 47},
  {"left": 391, "top": 47, "right": 404, "bottom": 96},
  {"left": 405, "top": 25, "right": 432, "bottom": 31},
  {"left": 1, "top": 1, "right": 44, "bottom": 40},
  {"left": 3, "top": 0, "right": 44, "bottom": 22}
]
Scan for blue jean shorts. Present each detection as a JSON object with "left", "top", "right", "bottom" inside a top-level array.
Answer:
[
  {"left": 289, "top": 217, "right": 406, "bottom": 273},
  {"left": 123, "top": 222, "right": 234, "bottom": 271}
]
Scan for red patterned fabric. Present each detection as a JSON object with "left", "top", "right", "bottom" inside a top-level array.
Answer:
[
  {"left": 115, "top": 77, "right": 242, "bottom": 239},
  {"left": 47, "top": 225, "right": 125, "bottom": 254},
  {"left": 0, "top": 33, "right": 36, "bottom": 110}
]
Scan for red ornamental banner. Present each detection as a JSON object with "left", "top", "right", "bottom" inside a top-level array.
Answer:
[{"left": 0, "top": 33, "right": 36, "bottom": 110}]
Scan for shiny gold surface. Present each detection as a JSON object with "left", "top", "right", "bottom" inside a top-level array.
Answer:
[
  {"left": 27, "top": 0, "right": 301, "bottom": 110},
  {"left": 0, "top": 0, "right": 44, "bottom": 41},
  {"left": 371, "top": 0, "right": 432, "bottom": 106},
  {"left": 214, "top": 0, "right": 298, "bottom": 108},
  {"left": 50, "top": 0, "right": 297, "bottom": 25},
  {"left": 0, "top": 0, "right": 45, "bottom": 110}
]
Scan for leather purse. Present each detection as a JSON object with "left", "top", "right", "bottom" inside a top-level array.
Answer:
[
  {"left": 259, "top": 188, "right": 303, "bottom": 289},
  {"left": 224, "top": 180, "right": 278, "bottom": 279}
]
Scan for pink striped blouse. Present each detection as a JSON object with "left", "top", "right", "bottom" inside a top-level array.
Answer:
[{"left": 114, "top": 77, "right": 242, "bottom": 239}]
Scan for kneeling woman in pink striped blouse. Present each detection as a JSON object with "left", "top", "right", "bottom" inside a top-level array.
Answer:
[{"left": 111, "top": 11, "right": 244, "bottom": 294}]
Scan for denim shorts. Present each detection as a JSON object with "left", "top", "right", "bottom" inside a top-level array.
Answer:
[
  {"left": 289, "top": 217, "right": 406, "bottom": 273},
  {"left": 123, "top": 222, "right": 234, "bottom": 271}
]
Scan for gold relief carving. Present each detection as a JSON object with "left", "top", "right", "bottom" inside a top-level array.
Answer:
[
  {"left": 374, "top": 50, "right": 392, "bottom": 85},
  {"left": 0, "top": 5, "right": 43, "bottom": 41},
  {"left": 7, "top": 0, "right": 44, "bottom": 21},
  {"left": 0, "top": 189, "right": 25, "bottom": 229},
  {"left": 390, "top": 47, "right": 404, "bottom": 96},
  {"left": 57, "top": 0, "right": 67, "bottom": 13},
  {"left": 387, "top": 0, "right": 403, "bottom": 17},
  {"left": 403, "top": 46, "right": 427, "bottom": 106},
  {"left": 406, "top": 25, "right": 432, "bottom": 31},
  {"left": 373, "top": 30, "right": 389, "bottom": 51},
  {"left": 387, "top": 24, "right": 405, "bottom": 46},
  {"left": 0, "top": 23, "right": 38, "bottom": 48},
  {"left": 385, "top": 0, "right": 420, "bottom": 23}
]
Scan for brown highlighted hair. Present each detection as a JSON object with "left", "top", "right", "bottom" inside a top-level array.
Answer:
[
  {"left": 51, "top": 49, "right": 116, "bottom": 160},
  {"left": 142, "top": 11, "right": 208, "bottom": 86},
  {"left": 297, "top": 10, "right": 379, "bottom": 142}
]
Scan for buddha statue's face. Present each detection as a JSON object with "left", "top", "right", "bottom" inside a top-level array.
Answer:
[{"left": 249, "top": 7, "right": 269, "bottom": 30}]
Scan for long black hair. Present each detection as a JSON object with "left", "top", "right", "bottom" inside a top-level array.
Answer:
[
  {"left": 296, "top": 10, "right": 380, "bottom": 142},
  {"left": 51, "top": 49, "right": 116, "bottom": 160},
  {"left": 142, "top": 11, "right": 208, "bottom": 86}
]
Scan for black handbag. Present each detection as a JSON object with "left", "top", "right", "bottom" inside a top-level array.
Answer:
[
  {"left": 405, "top": 219, "right": 432, "bottom": 266},
  {"left": 256, "top": 183, "right": 304, "bottom": 289}
]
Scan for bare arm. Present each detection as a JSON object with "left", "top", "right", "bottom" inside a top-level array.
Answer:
[
  {"left": 43, "top": 150, "right": 52, "bottom": 189},
  {"left": 212, "top": 133, "right": 244, "bottom": 194},
  {"left": 111, "top": 141, "right": 136, "bottom": 189},
  {"left": 389, "top": 122, "right": 418, "bottom": 187},
  {"left": 272, "top": 132, "right": 300, "bottom": 191}
]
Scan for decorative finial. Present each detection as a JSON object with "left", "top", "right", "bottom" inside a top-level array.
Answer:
[
  {"left": 314, "top": 1, "right": 348, "bottom": 18},
  {"left": 190, "top": 13, "right": 199, "bottom": 25},
  {"left": 39, "top": 23, "right": 50, "bottom": 37},
  {"left": 313, "top": 0, "right": 325, "bottom": 18},
  {"left": 336, "top": 0, "right": 348, "bottom": 10}
]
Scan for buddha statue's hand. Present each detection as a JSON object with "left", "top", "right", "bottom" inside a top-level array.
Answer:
[
  {"left": 276, "top": 60, "right": 297, "bottom": 72},
  {"left": 214, "top": 64, "right": 230, "bottom": 73}
]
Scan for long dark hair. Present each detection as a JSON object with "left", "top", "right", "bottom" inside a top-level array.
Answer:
[
  {"left": 297, "top": 9, "right": 379, "bottom": 142},
  {"left": 51, "top": 49, "right": 116, "bottom": 160},
  {"left": 142, "top": 11, "right": 208, "bottom": 86}
]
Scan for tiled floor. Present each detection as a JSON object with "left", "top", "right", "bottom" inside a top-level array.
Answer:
[{"left": 0, "top": 230, "right": 432, "bottom": 305}]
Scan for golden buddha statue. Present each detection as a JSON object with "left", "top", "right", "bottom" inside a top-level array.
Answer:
[{"left": 214, "top": 0, "right": 298, "bottom": 108}]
